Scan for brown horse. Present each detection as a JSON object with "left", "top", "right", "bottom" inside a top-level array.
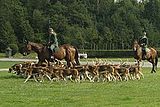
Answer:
[
  {"left": 133, "top": 40, "right": 158, "bottom": 73},
  {"left": 22, "top": 41, "right": 80, "bottom": 67}
]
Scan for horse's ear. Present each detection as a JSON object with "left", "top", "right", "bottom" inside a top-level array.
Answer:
[
  {"left": 133, "top": 39, "right": 137, "bottom": 43},
  {"left": 24, "top": 39, "right": 28, "bottom": 44},
  {"left": 23, "top": 36, "right": 28, "bottom": 44}
]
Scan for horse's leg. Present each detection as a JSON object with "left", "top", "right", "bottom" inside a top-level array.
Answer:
[
  {"left": 151, "top": 63, "right": 155, "bottom": 73},
  {"left": 74, "top": 47, "right": 80, "bottom": 65},
  {"left": 137, "top": 60, "right": 140, "bottom": 71},
  {"left": 66, "top": 61, "right": 71, "bottom": 67},
  {"left": 153, "top": 62, "right": 156, "bottom": 73},
  {"left": 149, "top": 59, "right": 156, "bottom": 73},
  {"left": 71, "top": 61, "right": 77, "bottom": 67},
  {"left": 154, "top": 59, "right": 157, "bottom": 73},
  {"left": 154, "top": 56, "right": 158, "bottom": 72}
]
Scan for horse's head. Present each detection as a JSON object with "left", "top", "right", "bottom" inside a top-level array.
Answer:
[
  {"left": 22, "top": 40, "right": 45, "bottom": 56},
  {"left": 22, "top": 40, "right": 32, "bottom": 56},
  {"left": 133, "top": 40, "right": 139, "bottom": 51}
]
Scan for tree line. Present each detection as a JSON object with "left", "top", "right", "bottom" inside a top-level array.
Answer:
[{"left": 0, "top": 0, "right": 160, "bottom": 55}]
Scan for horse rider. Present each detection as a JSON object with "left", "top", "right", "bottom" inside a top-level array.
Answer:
[
  {"left": 139, "top": 31, "right": 148, "bottom": 59},
  {"left": 47, "top": 27, "right": 59, "bottom": 60}
]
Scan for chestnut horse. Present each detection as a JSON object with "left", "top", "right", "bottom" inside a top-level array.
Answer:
[
  {"left": 22, "top": 41, "right": 80, "bottom": 67},
  {"left": 133, "top": 40, "right": 158, "bottom": 73}
]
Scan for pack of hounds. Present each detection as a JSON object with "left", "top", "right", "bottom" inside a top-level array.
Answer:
[{"left": 8, "top": 59, "right": 144, "bottom": 83}]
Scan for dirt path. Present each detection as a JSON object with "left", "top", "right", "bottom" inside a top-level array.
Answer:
[
  {"left": 0, "top": 69, "right": 8, "bottom": 71},
  {"left": 0, "top": 58, "right": 37, "bottom": 62}
]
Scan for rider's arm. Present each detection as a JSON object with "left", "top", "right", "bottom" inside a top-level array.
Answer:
[
  {"left": 146, "top": 38, "right": 148, "bottom": 45},
  {"left": 54, "top": 35, "right": 58, "bottom": 46}
]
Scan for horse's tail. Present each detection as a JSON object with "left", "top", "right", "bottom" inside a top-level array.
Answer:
[
  {"left": 74, "top": 47, "right": 80, "bottom": 65},
  {"left": 155, "top": 50, "right": 158, "bottom": 70}
]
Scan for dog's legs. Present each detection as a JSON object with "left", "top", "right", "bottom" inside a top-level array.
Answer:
[{"left": 24, "top": 75, "right": 31, "bottom": 83}]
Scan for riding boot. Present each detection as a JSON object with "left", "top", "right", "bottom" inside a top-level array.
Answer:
[
  {"left": 48, "top": 49, "right": 53, "bottom": 62},
  {"left": 142, "top": 52, "right": 147, "bottom": 60},
  {"left": 142, "top": 48, "right": 146, "bottom": 60},
  {"left": 144, "top": 53, "right": 147, "bottom": 59},
  {"left": 50, "top": 49, "right": 55, "bottom": 62}
]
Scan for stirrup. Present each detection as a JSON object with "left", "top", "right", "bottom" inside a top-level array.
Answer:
[
  {"left": 142, "top": 55, "right": 146, "bottom": 60},
  {"left": 50, "top": 56, "right": 54, "bottom": 62}
]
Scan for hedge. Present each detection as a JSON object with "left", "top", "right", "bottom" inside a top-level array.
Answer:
[{"left": 79, "top": 49, "right": 160, "bottom": 58}]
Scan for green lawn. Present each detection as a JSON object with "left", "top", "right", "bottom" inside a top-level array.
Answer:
[
  {"left": 0, "top": 52, "right": 37, "bottom": 59},
  {"left": 0, "top": 67, "right": 160, "bottom": 107},
  {"left": 0, "top": 61, "right": 22, "bottom": 69}
]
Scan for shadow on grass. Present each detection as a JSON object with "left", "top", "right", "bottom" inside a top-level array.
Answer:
[{"left": 0, "top": 74, "right": 24, "bottom": 79}]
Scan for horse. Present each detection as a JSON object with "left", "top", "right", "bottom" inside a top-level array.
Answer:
[
  {"left": 133, "top": 40, "right": 158, "bottom": 73},
  {"left": 22, "top": 41, "right": 80, "bottom": 67}
]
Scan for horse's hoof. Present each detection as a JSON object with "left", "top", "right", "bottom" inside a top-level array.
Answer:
[{"left": 151, "top": 70, "right": 156, "bottom": 73}]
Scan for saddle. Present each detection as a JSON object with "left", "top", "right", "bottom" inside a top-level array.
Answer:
[
  {"left": 142, "top": 47, "right": 150, "bottom": 60},
  {"left": 48, "top": 47, "right": 59, "bottom": 62},
  {"left": 49, "top": 44, "right": 59, "bottom": 53}
]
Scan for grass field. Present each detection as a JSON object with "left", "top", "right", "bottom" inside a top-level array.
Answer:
[
  {"left": 0, "top": 62, "right": 160, "bottom": 107},
  {"left": 0, "top": 61, "right": 23, "bottom": 69}
]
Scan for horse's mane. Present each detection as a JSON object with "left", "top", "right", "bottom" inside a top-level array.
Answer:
[
  {"left": 29, "top": 41, "right": 45, "bottom": 48},
  {"left": 29, "top": 41, "right": 43, "bottom": 45}
]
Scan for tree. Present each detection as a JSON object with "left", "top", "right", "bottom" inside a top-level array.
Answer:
[
  {"left": 12, "top": 4, "right": 34, "bottom": 43},
  {"left": 144, "top": 0, "right": 160, "bottom": 30},
  {"left": 0, "top": 21, "right": 17, "bottom": 52},
  {"left": 1, "top": 0, "right": 160, "bottom": 52}
]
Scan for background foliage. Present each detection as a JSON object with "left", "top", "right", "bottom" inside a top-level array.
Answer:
[{"left": 1, "top": 0, "right": 160, "bottom": 54}]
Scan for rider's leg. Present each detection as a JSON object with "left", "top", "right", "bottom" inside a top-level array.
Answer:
[
  {"left": 48, "top": 49, "right": 53, "bottom": 61},
  {"left": 144, "top": 47, "right": 147, "bottom": 59},
  {"left": 50, "top": 45, "right": 55, "bottom": 53},
  {"left": 50, "top": 45, "right": 56, "bottom": 61},
  {"left": 142, "top": 48, "right": 146, "bottom": 60}
]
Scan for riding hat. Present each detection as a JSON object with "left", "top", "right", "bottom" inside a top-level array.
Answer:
[{"left": 48, "top": 28, "right": 57, "bottom": 35}]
